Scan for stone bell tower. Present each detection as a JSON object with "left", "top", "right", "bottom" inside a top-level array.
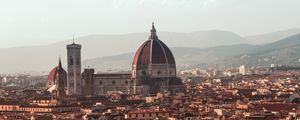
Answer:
[{"left": 66, "top": 37, "right": 82, "bottom": 95}]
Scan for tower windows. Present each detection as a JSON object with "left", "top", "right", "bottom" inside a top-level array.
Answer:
[
  {"left": 141, "top": 71, "right": 146, "bottom": 76},
  {"left": 67, "top": 43, "right": 81, "bottom": 95},
  {"left": 70, "top": 59, "right": 74, "bottom": 65},
  {"left": 76, "top": 58, "right": 80, "bottom": 65},
  {"left": 157, "top": 71, "right": 161, "bottom": 75}
]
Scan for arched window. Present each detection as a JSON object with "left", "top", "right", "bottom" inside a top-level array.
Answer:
[
  {"left": 70, "top": 58, "right": 74, "bottom": 65},
  {"left": 76, "top": 58, "right": 80, "bottom": 65},
  {"left": 141, "top": 71, "right": 146, "bottom": 76},
  {"left": 157, "top": 71, "right": 161, "bottom": 75},
  {"left": 99, "top": 81, "right": 102, "bottom": 85},
  {"left": 112, "top": 81, "right": 115, "bottom": 85}
]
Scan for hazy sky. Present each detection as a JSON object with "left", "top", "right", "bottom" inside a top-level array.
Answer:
[{"left": 0, "top": 0, "right": 299, "bottom": 48}]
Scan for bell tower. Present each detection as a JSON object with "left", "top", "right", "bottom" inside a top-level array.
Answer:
[{"left": 66, "top": 37, "right": 82, "bottom": 95}]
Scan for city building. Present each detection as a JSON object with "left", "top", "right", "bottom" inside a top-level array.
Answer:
[
  {"left": 239, "top": 65, "right": 246, "bottom": 75},
  {"left": 0, "top": 59, "right": 80, "bottom": 114},
  {"left": 81, "top": 68, "right": 131, "bottom": 95},
  {"left": 68, "top": 23, "right": 185, "bottom": 96}
]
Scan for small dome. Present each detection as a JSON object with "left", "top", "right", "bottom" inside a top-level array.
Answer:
[
  {"left": 48, "top": 67, "right": 67, "bottom": 81},
  {"left": 132, "top": 23, "right": 175, "bottom": 66},
  {"left": 48, "top": 59, "right": 67, "bottom": 82}
]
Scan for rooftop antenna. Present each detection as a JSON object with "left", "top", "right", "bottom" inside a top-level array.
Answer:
[
  {"left": 58, "top": 56, "right": 62, "bottom": 67},
  {"left": 72, "top": 34, "right": 75, "bottom": 44}
]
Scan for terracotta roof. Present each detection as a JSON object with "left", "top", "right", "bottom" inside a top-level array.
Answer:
[
  {"left": 0, "top": 100, "right": 20, "bottom": 105},
  {"left": 132, "top": 23, "right": 175, "bottom": 66},
  {"left": 253, "top": 103, "right": 297, "bottom": 112},
  {"left": 48, "top": 59, "right": 67, "bottom": 82},
  {"left": 127, "top": 109, "right": 170, "bottom": 114}
]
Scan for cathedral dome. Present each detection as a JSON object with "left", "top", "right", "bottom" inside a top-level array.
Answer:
[
  {"left": 132, "top": 23, "right": 175, "bottom": 66},
  {"left": 48, "top": 59, "right": 67, "bottom": 82},
  {"left": 131, "top": 23, "right": 182, "bottom": 95}
]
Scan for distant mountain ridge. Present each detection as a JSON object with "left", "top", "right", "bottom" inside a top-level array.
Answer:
[
  {"left": 223, "top": 33, "right": 300, "bottom": 67},
  {"left": 85, "top": 33, "right": 300, "bottom": 71},
  {"left": 83, "top": 44, "right": 258, "bottom": 71},
  {"left": 0, "top": 28, "right": 300, "bottom": 73},
  {"left": 245, "top": 28, "right": 300, "bottom": 44}
]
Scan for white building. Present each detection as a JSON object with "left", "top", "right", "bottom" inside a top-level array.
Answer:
[{"left": 239, "top": 65, "right": 246, "bottom": 75}]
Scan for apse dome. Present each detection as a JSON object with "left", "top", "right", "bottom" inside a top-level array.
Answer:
[
  {"left": 48, "top": 66, "right": 67, "bottom": 82},
  {"left": 47, "top": 59, "right": 67, "bottom": 87}
]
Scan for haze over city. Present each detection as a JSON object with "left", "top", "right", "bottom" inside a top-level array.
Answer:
[{"left": 0, "top": 0, "right": 300, "bottom": 48}]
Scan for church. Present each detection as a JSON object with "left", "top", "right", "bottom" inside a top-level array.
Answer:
[
  {"left": 132, "top": 23, "right": 184, "bottom": 95},
  {"left": 47, "top": 23, "right": 184, "bottom": 97}
]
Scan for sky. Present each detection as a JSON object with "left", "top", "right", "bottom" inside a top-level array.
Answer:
[{"left": 0, "top": 0, "right": 299, "bottom": 48}]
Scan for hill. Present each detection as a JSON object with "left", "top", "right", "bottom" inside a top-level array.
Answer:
[
  {"left": 0, "top": 30, "right": 248, "bottom": 73},
  {"left": 84, "top": 44, "right": 257, "bottom": 71},
  {"left": 1, "top": 28, "right": 300, "bottom": 73},
  {"left": 245, "top": 28, "right": 300, "bottom": 44},
  {"left": 223, "top": 33, "right": 300, "bottom": 67}
]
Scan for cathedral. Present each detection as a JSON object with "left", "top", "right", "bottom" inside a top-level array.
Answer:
[
  {"left": 132, "top": 23, "right": 184, "bottom": 95},
  {"left": 47, "top": 23, "right": 184, "bottom": 97}
]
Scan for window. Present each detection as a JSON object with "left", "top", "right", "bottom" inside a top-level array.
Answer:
[
  {"left": 70, "top": 59, "right": 73, "bottom": 65},
  {"left": 141, "top": 71, "right": 146, "bottom": 76},
  {"left": 125, "top": 81, "right": 128, "bottom": 84},
  {"left": 157, "top": 71, "right": 161, "bottom": 75},
  {"left": 112, "top": 81, "right": 115, "bottom": 85},
  {"left": 99, "top": 81, "right": 102, "bottom": 85},
  {"left": 76, "top": 58, "right": 80, "bottom": 65}
]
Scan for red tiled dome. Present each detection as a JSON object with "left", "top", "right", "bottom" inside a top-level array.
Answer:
[
  {"left": 133, "top": 39, "right": 175, "bottom": 65},
  {"left": 48, "top": 59, "right": 67, "bottom": 82},
  {"left": 132, "top": 23, "right": 175, "bottom": 66}
]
